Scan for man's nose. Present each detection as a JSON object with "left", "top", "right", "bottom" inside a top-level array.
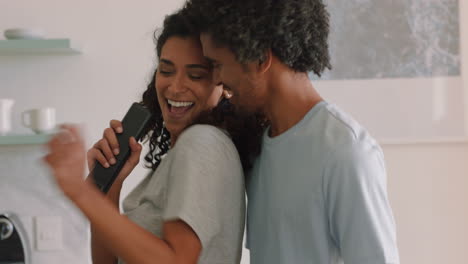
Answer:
[{"left": 212, "top": 68, "right": 222, "bottom": 86}]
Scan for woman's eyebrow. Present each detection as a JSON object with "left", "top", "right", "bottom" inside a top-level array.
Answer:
[
  {"left": 160, "top": 59, "right": 174, "bottom": 66},
  {"left": 160, "top": 59, "right": 208, "bottom": 69}
]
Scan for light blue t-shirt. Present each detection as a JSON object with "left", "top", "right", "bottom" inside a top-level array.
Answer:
[{"left": 246, "top": 101, "right": 400, "bottom": 264}]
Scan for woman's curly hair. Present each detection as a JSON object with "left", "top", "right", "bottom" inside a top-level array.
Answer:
[
  {"left": 140, "top": 11, "right": 267, "bottom": 173},
  {"left": 183, "top": 0, "right": 332, "bottom": 76}
]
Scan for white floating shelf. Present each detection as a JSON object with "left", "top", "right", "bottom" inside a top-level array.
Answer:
[
  {"left": 0, "top": 134, "right": 52, "bottom": 145},
  {"left": 0, "top": 39, "right": 82, "bottom": 55}
]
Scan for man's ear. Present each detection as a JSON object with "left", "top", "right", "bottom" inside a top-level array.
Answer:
[{"left": 258, "top": 49, "right": 273, "bottom": 74}]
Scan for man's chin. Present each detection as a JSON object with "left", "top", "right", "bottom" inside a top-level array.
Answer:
[{"left": 230, "top": 100, "right": 256, "bottom": 114}]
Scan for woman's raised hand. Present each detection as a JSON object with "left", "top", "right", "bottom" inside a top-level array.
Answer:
[{"left": 87, "top": 120, "right": 143, "bottom": 184}]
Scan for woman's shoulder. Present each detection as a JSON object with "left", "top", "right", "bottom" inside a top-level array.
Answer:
[
  {"left": 176, "top": 124, "right": 234, "bottom": 147},
  {"left": 171, "top": 124, "right": 242, "bottom": 171}
]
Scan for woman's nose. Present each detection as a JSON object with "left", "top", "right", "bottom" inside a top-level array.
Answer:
[{"left": 167, "top": 74, "right": 188, "bottom": 94}]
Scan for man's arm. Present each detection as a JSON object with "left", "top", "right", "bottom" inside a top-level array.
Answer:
[{"left": 323, "top": 140, "right": 400, "bottom": 264}]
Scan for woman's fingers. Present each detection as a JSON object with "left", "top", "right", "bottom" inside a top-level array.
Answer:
[
  {"left": 96, "top": 138, "right": 115, "bottom": 165},
  {"left": 128, "top": 137, "right": 142, "bottom": 164},
  {"left": 47, "top": 125, "right": 83, "bottom": 156},
  {"left": 45, "top": 124, "right": 86, "bottom": 173},
  {"left": 86, "top": 118, "right": 140, "bottom": 183},
  {"left": 87, "top": 148, "right": 110, "bottom": 169},
  {"left": 86, "top": 148, "right": 96, "bottom": 171},
  {"left": 104, "top": 127, "right": 120, "bottom": 156},
  {"left": 85, "top": 119, "right": 126, "bottom": 173},
  {"left": 43, "top": 152, "right": 59, "bottom": 167},
  {"left": 59, "top": 124, "right": 83, "bottom": 145},
  {"left": 44, "top": 124, "right": 89, "bottom": 200},
  {"left": 110, "top": 119, "right": 123, "bottom": 134},
  {"left": 116, "top": 137, "right": 142, "bottom": 181},
  {"left": 124, "top": 137, "right": 142, "bottom": 169},
  {"left": 109, "top": 120, "right": 123, "bottom": 156}
]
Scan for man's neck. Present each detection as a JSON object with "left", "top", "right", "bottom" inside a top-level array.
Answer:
[{"left": 264, "top": 71, "right": 323, "bottom": 138}]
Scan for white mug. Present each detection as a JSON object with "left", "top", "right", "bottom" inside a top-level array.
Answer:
[
  {"left": 0, "top": 99, "right": 15, "bottom": 136},
  {"left": 22, "top": 108, "right": 56, "bottom": 134}
]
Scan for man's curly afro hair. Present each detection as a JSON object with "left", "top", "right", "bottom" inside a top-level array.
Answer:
[{"left": 182, "top": 0, "right": 332, "bottom": 76}]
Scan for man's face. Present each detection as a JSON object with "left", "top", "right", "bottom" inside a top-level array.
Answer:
[{"left": 200, "top": 33, "right": 265, "bottom": 113}]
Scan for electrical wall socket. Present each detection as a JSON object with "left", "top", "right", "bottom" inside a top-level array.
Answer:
[{"left": 34, "top": 216, "right": 63, "bottom": 251}]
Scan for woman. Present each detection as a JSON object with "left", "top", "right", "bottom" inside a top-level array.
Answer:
[{"left": 44, "top": 11, "right": 264, "bottom": 264}]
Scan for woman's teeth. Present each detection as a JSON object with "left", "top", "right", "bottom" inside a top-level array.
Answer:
[{"left": 167, "top": 99, "right": 194, "bottom": 108}]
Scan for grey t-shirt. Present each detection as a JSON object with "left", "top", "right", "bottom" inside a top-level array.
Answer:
[
  {"left": 247, "top": 101, "right": 399, "bottom": 263},
  {"left": 119, "top": 125, "right": 245, "bottom": 264}
]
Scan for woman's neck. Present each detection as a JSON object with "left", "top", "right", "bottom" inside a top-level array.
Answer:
[{"left": 170, "top": 134, "right": 178, "bottom": 148}]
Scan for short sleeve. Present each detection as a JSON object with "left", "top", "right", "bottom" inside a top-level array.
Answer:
[
  {"left": 162, "top": 125, "right": 243, "bottom": 250},
  {"left": 323, "top": 140, "right": 400, "bottom": 264}
]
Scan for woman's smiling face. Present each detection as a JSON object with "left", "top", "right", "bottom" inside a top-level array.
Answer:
[{"left": 155, "top": 36, "right": 223, "bottom": 141}]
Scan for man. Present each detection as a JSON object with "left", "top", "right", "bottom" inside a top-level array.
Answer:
[{"left": 183, "top": 0, "right": 400, "bottom": 263}]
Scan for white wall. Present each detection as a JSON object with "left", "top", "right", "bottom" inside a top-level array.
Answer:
[
  {"left": 1, "top": 0, "right": 468, "bottom": 264},
  {"left": 383, "top": 143, "right": 468, "bottom": 263}
]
